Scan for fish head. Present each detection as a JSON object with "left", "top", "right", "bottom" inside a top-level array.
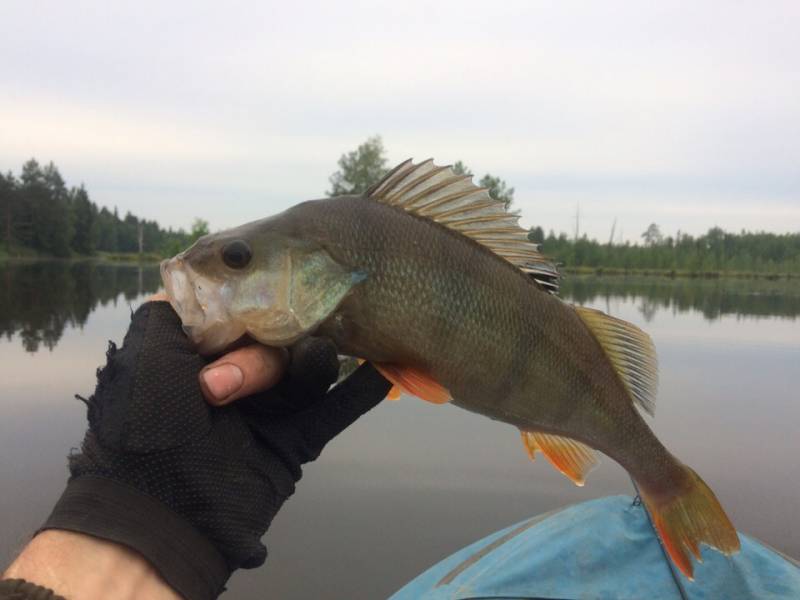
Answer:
[{"left": 161, "top": 216, "right": 362, "bottom": 355}]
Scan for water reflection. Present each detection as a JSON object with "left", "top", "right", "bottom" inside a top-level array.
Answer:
[
  {"left": 562, "top": 276, "right": 800, "bottom": 322},
  {"left": 0, "top": 261, "right": 161, "bottom": 352},
  {"left": 1, "top": 262, "right": 798, "bottom": 353}
]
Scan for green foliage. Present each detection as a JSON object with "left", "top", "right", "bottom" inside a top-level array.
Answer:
[
  {"left": 160, "top": 235, "right": 189, "bottom": 258},
  {"left": 529, "top": 226, "right": 545, "bottom": 244},
  {"left": 16, "top": 160, "right": 73, "bottom": 257},
  {"left": 1, "top": 159, "right": 197, "bottom": 259},
  {"left": 190, "top": 218, "right": 210, "bottom": 241},
  {"left": 327, "top": 135, "right": 389, "bottom": 196},
  {"left": 641, "top": 223, "right": 663, "bottom": 247},
  {"left": 0, "top": 171, "right": 23, "bottom": 253},
  {"left": 478, "top": 174, "right": 514, "bottom": 210},
  {"left": 70, "top": 185, "right": 97, "bottom": 254},
  {"left": 95, "top": 207, "right": 119, "bottom": 252},
  {"left": 451, "top": 161, "right": 472, "bottom": 176}
]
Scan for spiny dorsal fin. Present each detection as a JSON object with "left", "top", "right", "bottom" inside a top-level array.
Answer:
[
  {"left": 366, "top": 159, "right": 560, "bottom": 294},
  {"left": 520, "top": 430, "right": 599, "bottom": 486},
  {"left": 574, "top": 306, "right": 659, "bottom": 416}
]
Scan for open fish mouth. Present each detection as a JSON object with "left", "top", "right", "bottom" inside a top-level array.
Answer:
[{"left": 160, "top": 255, "right": 245, "bottom": 354}]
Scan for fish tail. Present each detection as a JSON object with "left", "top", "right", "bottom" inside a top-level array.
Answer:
[{"left": 638, "top": 464, "right": 740, "bottom": 580}]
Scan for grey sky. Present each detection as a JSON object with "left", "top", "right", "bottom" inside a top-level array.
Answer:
[{"left": 2, "top": 1, "right": 798, "bottom": 241}]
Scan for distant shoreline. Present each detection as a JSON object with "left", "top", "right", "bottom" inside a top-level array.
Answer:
[
  {"left": 2, "top": 253, "right": 798, "bottom": 280},
  {"left": 561, "top": 266, "right": 799, "bottom": 280},
  {"left": 0, "top": 251, "right": 165, "bottom": 265}
]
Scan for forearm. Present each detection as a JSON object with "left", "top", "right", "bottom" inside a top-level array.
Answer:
[{"left": 3, "top": 530, "right": 182, "bottom": 600}]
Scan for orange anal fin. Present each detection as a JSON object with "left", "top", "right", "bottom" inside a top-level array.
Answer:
[
  {"left": 521, "top": 431, "right": 599, "bottom": 487},
  {"left": 639, "top": 465, "right": 740, "bottom": 580},
  {"left": 373, "top": 363, "right": 451, "bottom": 404}
]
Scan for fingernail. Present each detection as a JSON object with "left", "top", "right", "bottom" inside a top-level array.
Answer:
[{"left": 201, "top": 364, "right": 244, "bottom": 402}]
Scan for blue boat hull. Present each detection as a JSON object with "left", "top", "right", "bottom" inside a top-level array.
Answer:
[{"left": 389, "top": 495, "right": 800, "bottom": 600}]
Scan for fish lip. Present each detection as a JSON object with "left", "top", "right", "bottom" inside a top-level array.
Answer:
[
  {"left": 159, "top": 258, "right": 178, "bottom": 309},
  {"left": 160, "top": 255, "right": 207, "bottom": 331}
]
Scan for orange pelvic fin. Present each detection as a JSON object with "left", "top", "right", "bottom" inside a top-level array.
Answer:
[
  {"left": 520, "top": 430, "right": 599, "bottom": 486},
  {"left": 639, "top": 466, "right": 740, "bottom": 580},
  {"left": 373, "top": 363, "right": 451, "bottom": 404}
]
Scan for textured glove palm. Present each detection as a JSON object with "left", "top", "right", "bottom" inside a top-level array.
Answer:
[{"left": 43, "top": 302, "right": 390, "bottom": 600}]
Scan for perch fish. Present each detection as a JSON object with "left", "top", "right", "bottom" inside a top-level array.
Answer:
[{"left": 161, "top": 159, "right": 740, "bottom": 578}]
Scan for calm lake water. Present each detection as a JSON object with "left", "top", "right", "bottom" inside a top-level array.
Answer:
[{"left": 1, "top": 261, "right": 798, "bottom": 599}]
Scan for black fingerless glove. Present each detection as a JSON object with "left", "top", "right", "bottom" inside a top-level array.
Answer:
[
  {"left": 0, "top": 579, "right": 66, "bottom": 600},
  {"left": 40, "top": 302, "right": 390, "bottom": 600}
]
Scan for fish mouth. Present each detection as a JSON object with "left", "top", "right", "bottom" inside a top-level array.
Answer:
[
  {"left": 160, "top": 255, "right": 244, "bottom": 354},
  {"left": 160, "top": 255, "right": 202, "bottom": 328}
]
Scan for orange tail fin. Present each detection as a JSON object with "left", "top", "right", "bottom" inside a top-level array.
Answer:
[{"left": 639, "top": 466, "right": 740, "bottom": 580}]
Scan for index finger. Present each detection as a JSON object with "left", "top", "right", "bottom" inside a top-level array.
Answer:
[{"left": 199, "top": 344, "right": 288, "bottom": 405}]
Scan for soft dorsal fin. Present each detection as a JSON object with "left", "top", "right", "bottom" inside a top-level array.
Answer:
[
  {"left": 520, "top": 430, "right": 599, "bottom": 486},
  {"left": 574, "top": 307, "right": 658, "bottom": 416},
  {"left": 366, "top": 159, "right": 560, "bottom": 294}
]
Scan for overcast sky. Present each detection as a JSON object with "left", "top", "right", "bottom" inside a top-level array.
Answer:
[{"left": 2, "top": 1, "right": 798, "bottom": 242}]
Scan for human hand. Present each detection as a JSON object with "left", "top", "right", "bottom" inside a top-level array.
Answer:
[
  {"left": 38, "top": 300, "right": 391, "bottom": 600},
  {"left": 147, "top": 292, "right": 289, "bottom": 406}
]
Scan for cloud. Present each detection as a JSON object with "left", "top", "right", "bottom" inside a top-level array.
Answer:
[{"left": 1, "top": 0, "right": 798, "bottom": 239}]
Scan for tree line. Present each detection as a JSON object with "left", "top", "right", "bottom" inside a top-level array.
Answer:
[
  {"left": 1, "top": 159, "right": 207, "bottom": 258},
  {"left": 530, "top": 225, "right": 800, "bottom": 275}
]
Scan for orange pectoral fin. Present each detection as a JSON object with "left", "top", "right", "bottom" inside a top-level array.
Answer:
[
  {"left": 520, "top": 431, "right": 599, "bottom": 487},
  {"left": 373, "top": 363, "right": 451, "bottom": 404}
]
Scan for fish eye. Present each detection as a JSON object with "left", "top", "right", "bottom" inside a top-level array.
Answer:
[{"left": 222, "top": 240, "right": 252, "bottom": 269}]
